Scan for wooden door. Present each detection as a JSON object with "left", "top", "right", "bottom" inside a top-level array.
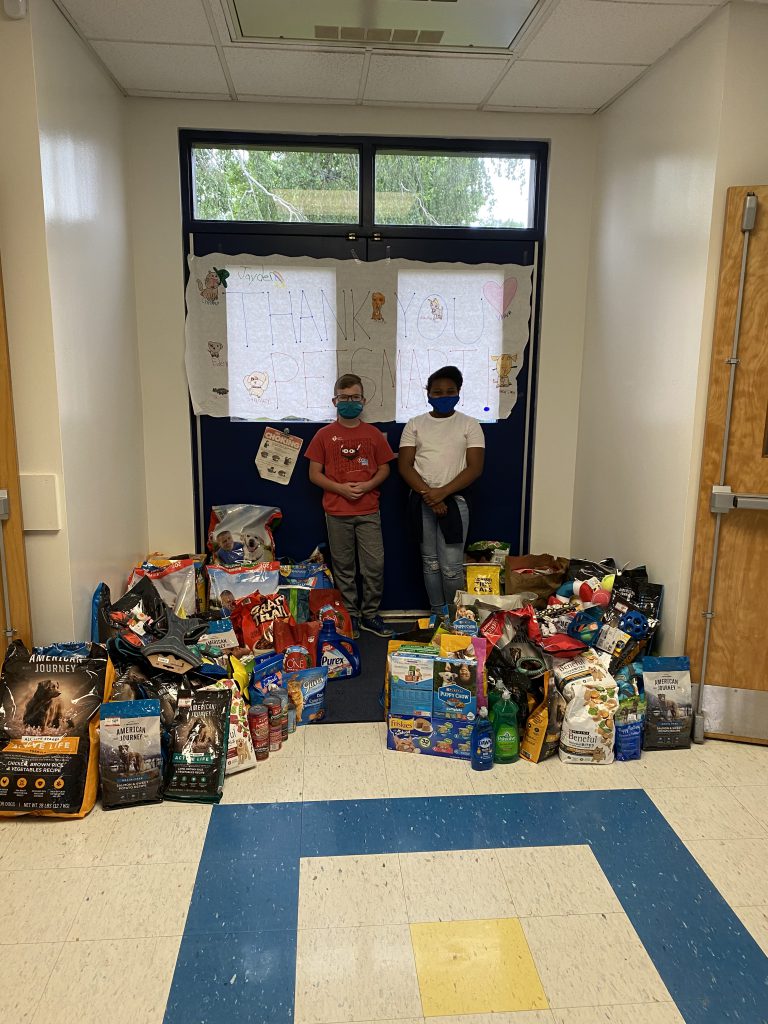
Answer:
[
  {"left": 686, "top": 186, "right": 768, "bottom": 743},
  {"left": 0, "top": 256, "right": 32, "bottom": 659}
]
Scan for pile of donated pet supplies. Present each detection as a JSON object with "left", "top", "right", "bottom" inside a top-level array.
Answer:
[
  {"left": 0, "top": 504, "right": 361, "bottom": 821},
  {"left": 386, "top": 550, "right": 693, "bottom": 770}
]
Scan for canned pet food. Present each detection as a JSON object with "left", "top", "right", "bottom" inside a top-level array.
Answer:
[
  {"left": 247, "top": 704, "right": 270, "bottom": 762},
  {"left": 287, "top": 700, "right": 297, "bottom": 734},
  {"left": 269, "top": 724, "right": 282, "bottom": 752},
  {"left": 263, "top": 695, "right": 282, "bottom": 722}
]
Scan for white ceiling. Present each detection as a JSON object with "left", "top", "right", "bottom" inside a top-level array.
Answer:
[{"left": 55, "top": 0, "right": 725, "bottom": 114}]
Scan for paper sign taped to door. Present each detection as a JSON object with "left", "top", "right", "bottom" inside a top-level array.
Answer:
[{"left": 256, "top": 427, "right": 303, "bottom": 485}]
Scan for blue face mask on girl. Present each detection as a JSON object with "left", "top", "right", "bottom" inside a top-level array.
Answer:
[{"left": 428, "top": 395, "right": 460, "bottom": 414}]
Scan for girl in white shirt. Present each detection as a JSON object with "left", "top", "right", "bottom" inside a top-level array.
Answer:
[{"left": 398, "top": 366, "right": 485, "bottom": 615}]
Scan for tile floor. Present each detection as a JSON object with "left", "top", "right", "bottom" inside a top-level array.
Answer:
[{"left": 0, "top": 728, "right": 766, "bottom": 1024}]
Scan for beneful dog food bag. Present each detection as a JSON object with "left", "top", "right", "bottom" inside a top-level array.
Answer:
[
  {"left": 558, "top": 676, "right": 619, "bottom": 764},
  {"left": 164, "top": 688, "right": 231, "bottom": 803},
  {"left": 0, "top": 641, "right": 108, "bottom": 818},
  {"left": 100, "top": 699, "right": 163, "bottom": 808}
]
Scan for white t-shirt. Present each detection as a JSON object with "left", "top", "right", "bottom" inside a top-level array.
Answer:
[{"left": 399, "top": 411, "right": 485, "bottom": 488}]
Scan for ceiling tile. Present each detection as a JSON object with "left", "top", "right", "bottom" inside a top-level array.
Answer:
[
  {"left": 208, "top": 0, "right": 235, "bottom": 43},
  {"left": 59, "top": 0, "right": 214, "bottom": 44},
  {"left": 521, "top": 0, "right": 717, "bottom": 64},
  {"left": 91, "top": 41, "right": 228, "bottom": 93},
  {"left": 223, "top": 47, "right": 365, "bottom": 99},
  {"left": 488, "top": 59, "right": 644, "bottom": 110},
  {"left": 364, "top": 54, "right": 507, "bottom": 105}
]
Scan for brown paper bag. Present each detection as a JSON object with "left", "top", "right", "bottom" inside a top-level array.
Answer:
[{"left": 504, "top": 554, "right": 569, "bottom": 608}]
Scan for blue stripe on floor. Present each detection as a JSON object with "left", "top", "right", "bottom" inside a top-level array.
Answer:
[{"left": 163, "top": 790, "right": 768, "bottom": 1024}]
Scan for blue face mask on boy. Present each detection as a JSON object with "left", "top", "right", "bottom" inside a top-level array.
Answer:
[
  {"left": 428, "top": 395, "right": 460, "bottom": 414},
  {"left": 336, "top": 399, "right": 364, "bottom": 420}
]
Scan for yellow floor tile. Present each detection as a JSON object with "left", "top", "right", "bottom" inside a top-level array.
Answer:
[{"left": 410, "top": 918, "right": 548, "bottom": 1017}]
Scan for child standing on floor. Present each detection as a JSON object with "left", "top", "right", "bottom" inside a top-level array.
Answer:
[{"left": 306, "top": 373, "right": 395, "bottom": 639}]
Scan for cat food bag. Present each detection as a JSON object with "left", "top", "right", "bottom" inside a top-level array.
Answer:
[
  {"left": 465, "top": 563, "right": 502, "bottom": 597},
  {"left": 308, "top": 589, "right": 353, "bottom": 637},
  {"left": 207, "top": 562, "right": 281, "bottom": 612},
  {"left": 164, "top": 688, "right": 231, "bottom": 803},
  {"left": 642, "top": 656, "right": 693, "bottom": 750},
  {"left": 100, "top": 699, "right": 163, "bottom": 808},
  {"left": 208, "top": 504, "right": 281, "bottom": 565},
  {"left": 0, "top": 641, "right": 108, "bottom": 818},
  {"left": 201, "top": 679, "right": 256, "bottom": 775},
  {"left": 273, "top": 620, "right": 320, "bottom": 670},
  {"left": 520, "top": 670, "right": 566, "bottom": 764},
  {"left": 558, "top": 675, "right": 619, "bottom": 764},
  {"left": 283, "top": 667, "right": 328, "bottom": 724},
  {"left": 230, "top": 592, "right": 295, "bottom": 652}
]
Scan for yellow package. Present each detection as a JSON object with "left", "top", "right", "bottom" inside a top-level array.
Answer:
[
  {"left": 465, "top": 563, "right": 502, "bottom": 597},
  {"left": 439, "top": 634, "right": 476, "bottom": 659},
  {"left": 520, "top": 671, "right": 566, "bottom": 764}
]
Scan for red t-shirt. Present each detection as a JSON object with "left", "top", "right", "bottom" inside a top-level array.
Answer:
[{"left": 305, "top": 422, "right": 395, "bottom": 516}]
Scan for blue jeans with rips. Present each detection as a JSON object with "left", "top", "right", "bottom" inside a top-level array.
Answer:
[{"left": 419, "top": 495, "right": 469, "bottom": 614}]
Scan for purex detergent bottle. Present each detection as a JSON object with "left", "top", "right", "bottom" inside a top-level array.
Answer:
[
  {"left": 471, "top": 707, "right": 494, "bottom": 771},
  {"left": 318, "top": 618, "right": 361, "bottom": 679},
  {"left": 493, "top": 689, "right": 520, "bottom": 764}
]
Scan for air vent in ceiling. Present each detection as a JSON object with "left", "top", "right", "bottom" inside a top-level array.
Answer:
[
  {"left": 315, "top": 25, "right": 444, "bottom": 45},
  {"left": 417, "top": 29, "right": 444, "bottom": 44}
]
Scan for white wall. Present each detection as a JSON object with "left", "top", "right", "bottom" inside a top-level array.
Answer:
[
  {"left": 125, "top": 99, "right": 597, "bottom": 558},
  {"left": 572, "top": 10, "right": 730, "bottom": 650}
]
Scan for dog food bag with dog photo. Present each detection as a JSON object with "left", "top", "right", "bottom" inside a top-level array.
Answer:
[
  {"left": 207, "top": 562, "right": 281, "bottom": 612},
  {"left": 100, "top": 699, "right": 163, "bottom": 809},
  {"left": 0, "top": 641, "right": 108, "bottom": 818},
  {"left": 642, "top": 656, "right": 693, "bottom": 750},
  {"left": 558, "top": 676, "right": 619, "bottom": 765},
  {"left": 201, "top": 679, "right": 256, "bottom": 775},
  {"left": 207, "top": 504, "right": 282, "bottom": 565},
  {"left": 165, "top": 688, "right": 231, "bottom": 803},
  {"left": 230, "top": 591, "right": 295, "bottom": 652}
]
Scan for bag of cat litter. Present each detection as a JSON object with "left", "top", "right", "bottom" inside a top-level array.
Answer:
[
  {"left": 207, "top": 562, "right": 281, "bottom": 612},
  {"left": 0, "top": 641, "right": 108, "bottom": 818},
  {"left": 465, "top": 563, "right": 502, "bottom": 597},
  {"left": 201, "top": 679, "right": 256, "bottom": 774},
  {"left": 100, "top": 699, "right": 163, "bottom": 809},
  {"left": 208, "top": 504, "right": 281, "bottom": 566},
  {"left": 230, "top": 591, "right": 295, "bottom": 652},
  {"left": 164, "top": 688, "right": 231, "bottom": 803},
  {"left": 128, "top": 558, "right": 198, "bottom": 617},
  {"left": 558, "top": 673, "right": 619, "bottom": 765},
  {"left": 283, "top": 667, "right": 328, "bottom": 725},
  {"left": 642, "top": 656, "right": 693, "bottom": 750}
]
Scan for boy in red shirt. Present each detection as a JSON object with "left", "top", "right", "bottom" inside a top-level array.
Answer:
[{"left": 306, "top": 373, "right": 395, "bottom": 638}]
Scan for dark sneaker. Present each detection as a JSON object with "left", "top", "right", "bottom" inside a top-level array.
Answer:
[
  {"left": 361, "top": 615, "right": 394, "bottom": 638},
  {"left": 350, "top": 616, "right": 360, "bottom": 639}
]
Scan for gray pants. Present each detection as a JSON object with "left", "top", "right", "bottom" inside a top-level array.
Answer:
[{"left": 325, "top": 511, "right": 384, "bottom": 619}]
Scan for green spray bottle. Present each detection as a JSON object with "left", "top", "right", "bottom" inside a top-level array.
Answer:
[{"left": 492, "top": 689, "right": 519, "bottom": 764}]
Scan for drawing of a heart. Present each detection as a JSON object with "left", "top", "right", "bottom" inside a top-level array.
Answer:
[{"left": 483, "top": 278, "right": 518, "bottom": 315}]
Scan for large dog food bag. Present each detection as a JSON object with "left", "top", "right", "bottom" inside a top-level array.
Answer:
[
  {"left": 164, "top": 688, "right": 231, "bottom": 803},
  {"left": 0, "top": 641, "right": 108, "bottom": 818},
  {"left": 642, "top": 656, "right": 693, "bottom": 750}
]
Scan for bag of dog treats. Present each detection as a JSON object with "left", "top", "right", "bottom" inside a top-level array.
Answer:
[
  {"left": 465, "top": 563, "right": 502, "bottom": 597},
  {"left": 642, "top": 656, "right": 692, "bottom": 750},
  {"left": 283, "top": 667, "right": 328, "bottom": 724},
  {"left": 247, "top": 652, "right": 285, "bottom": 704},
  {"left": 273, "top": 620, "right": 321, "bottom": 671},
  {"left": 208, "top": 504, "right": 282, "bottom": 566},
  {"left": 207, "top": 562, "right": 281, "bottom": 612},
  {"left": 0, "top": 641, "right": 108, "bottom": 818},
  {"left": 201, "top": 679, "right": 256, "bottom": 774},
  {"left": 230, "top": 591, "right": 295, "bottom": 652},
  {"left": 99, "top": 699, "right": 163, "bottom": 808},
  {"left": 164, "top": 688, "right": 231, "bottom": 803},
  {"left": 308, "top": 589, "right": 352, "bottom": 637}
]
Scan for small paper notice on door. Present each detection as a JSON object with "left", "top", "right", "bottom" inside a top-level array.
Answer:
[{"left": 255, "top": 427, "right": 303, "bottom": 485}]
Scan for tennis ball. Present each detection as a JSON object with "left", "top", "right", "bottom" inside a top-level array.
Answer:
[
  {"left": 593, "top": 588, "right": 611, "bottom": 607},
  {"left": 601, "top": 574, "right": 615, "bottom": 593}
]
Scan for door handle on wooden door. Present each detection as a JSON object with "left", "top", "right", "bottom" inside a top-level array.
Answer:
[
  {"left": 710, "top": 484, "right": 768, "bottom": 512},
  {"left": 0, "top": 489, "right": 15, "bottom": 643}
]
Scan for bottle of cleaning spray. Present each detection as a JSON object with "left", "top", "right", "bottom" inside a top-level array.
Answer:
[
  {"left": 493, "top": 689, "right": 520, "bottom": 764},
  {"left": 470, "top": 707, "right": 494, "bottom": 771}
]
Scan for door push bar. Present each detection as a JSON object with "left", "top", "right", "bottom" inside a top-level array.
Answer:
[{"left": 710, "top": 484, "right": 768, "bottom": 513}]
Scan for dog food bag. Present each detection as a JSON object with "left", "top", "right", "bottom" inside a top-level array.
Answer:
[
  {"left": 201, "top": 679, "right": 256, "bottom": 775},
  {"left": 164, "top": 688, "right": 231, "bottom": 803},
  {"left": 465, "top": 563, "right": 502, "bottom": 597},
  {"left": 0, "top": 641, "right": 108, "bottom": 818},
  {"left": 100, "top": 699, "right": 163, "bottom": 809},
  {"left": 520, "top": 670, "right": 566, "bottom": 764},
  {"left": 208, "top": 504, "right": 282, "bottom": 565},
  {"left": 230, "top": 591, "right": 295, "bottom": 652},
  {"left": 309, "top": 589, "right": 353, "bottom": 637},
  {"left": 558, "top": 675, "right": 619, "bottom": 764},
  {"left": 283, "top": 667, "right": 328, "bottom": 724},
  {"left": 642, "top": 656, "right": 693, "bottom": 750},
  {"left": 207, "top": 562, "right": 281, "bottom": 612}
]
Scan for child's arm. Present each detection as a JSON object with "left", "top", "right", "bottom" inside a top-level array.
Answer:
[
  {"left": 421, "top": 448, "right": 484, "bottom": 506},
  {"left": 348, "top": 463, "right": 389, "bottom": 496},
  {"left": 308, "top": 461, "right": 362, "bottom": 503},
  {"left": 398, "top": 446, "right": 428, "bottom": 494}
]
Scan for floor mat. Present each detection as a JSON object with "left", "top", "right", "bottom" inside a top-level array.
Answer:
[{"left": 322, "top": 621, "right": 414, "bottom": 724}]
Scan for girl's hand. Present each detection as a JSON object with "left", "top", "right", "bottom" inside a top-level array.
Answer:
[
  {"left": 421, "top": 487, "right": 447, "bottom": 507},
  {"left": 433, "top": 501, "right": 448, "bottom": 517}
]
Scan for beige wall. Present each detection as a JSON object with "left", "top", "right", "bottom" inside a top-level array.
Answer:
[{"left": 125, "top": 99, "right": 597, "bottom": 558}]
